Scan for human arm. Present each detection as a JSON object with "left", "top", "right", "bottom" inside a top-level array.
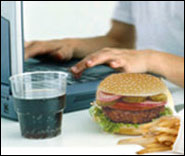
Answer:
[
  {"left": 71, "top": 48, "right": 184, "bottom": 88},
  {"left": 25, "top": 20, "right": 136, "bottom": 61}
]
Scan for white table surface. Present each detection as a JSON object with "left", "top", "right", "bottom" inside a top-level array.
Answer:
[
  {"left": 1, "top": 110, "right": 180, "bottom": 155},
  {"left": 1, "top": 80, "right": 184, "bottom": 155}
]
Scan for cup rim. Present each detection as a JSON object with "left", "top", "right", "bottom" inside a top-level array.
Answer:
[{"left": 9, "top": 71, "right": 68, "bottom": 82}]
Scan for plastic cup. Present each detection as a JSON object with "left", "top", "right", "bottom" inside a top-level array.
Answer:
[{"left": 9, "top": 71, "right": 67, "bottom": 139}]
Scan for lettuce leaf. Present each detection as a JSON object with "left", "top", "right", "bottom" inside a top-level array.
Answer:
[
  {"left": 159, "top": 107, "right": 173, "bottom": 116},
  {"left": 89, "top": 106, "right": 173, "bottom": 133}
]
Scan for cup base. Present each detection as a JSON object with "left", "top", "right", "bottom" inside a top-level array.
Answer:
[
  {"left": 18, "top": 112, "right": 63, "bottom": 139},
  {"left": 22, "top": 128, "right": 61, "bottom": 139}
]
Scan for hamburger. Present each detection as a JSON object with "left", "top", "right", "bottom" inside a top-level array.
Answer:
[{"left": 89, "top": 73, "right": 175, "bottom": 135}]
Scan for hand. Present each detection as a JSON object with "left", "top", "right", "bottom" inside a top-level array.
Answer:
[
  {"left": 71, "top": 48, "right": 151, "bottom": 76},
  {"left": 25, "top": 39, "right": 79, "bottom": 61}
]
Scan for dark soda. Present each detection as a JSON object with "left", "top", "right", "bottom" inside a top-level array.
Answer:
[{"left": 14, "top": 94, "right": 66, "bottom": 139}]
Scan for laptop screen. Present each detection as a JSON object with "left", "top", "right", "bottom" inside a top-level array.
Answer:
[
  {"left": 1, "top": 17, "right": 11, "bottom": 85},
  {"left": 1, "top": 1, "right": 24, "bottom": 85}
]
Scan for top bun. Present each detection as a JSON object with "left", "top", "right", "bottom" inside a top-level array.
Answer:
[{"left": 98, "top": 73, "right": 168, "bottom": 97}]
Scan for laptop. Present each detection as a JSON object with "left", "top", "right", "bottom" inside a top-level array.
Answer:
[{"left": 1, "top": 1, "right": 116, "bottom": 120}]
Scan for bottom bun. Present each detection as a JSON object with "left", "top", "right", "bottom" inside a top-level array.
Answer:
[
  {"left": 89, "top": 105, "right": 173, "bottom": 135},
  {"left": 117, "top": 126, "right": 143, "bottom": 135}
]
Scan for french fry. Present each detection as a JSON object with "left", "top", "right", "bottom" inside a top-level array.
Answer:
[
  {"left": 137, "top": 146, "right": 172, "bottom": 155},
  {"left": 140, "top": 120, "right": 159, "bottom": 129},
  {"left": 163, "top": 141, "right": 173, "bottom": 146},
  {"left": 144, "top": 143, "right": 168, "bottom": 148},
  {"left": 158, "top": 121, "right": 175, "bottom": 127},
  {"left": 140, "top": 116, "right": 180, "bottom": 134},
  {"left": 118, "top": 116, "right": 180, "bottom": 154},
  {"left": 174, "top": 122, "right": 181, "bottom": 127},
  {"left": 143, "top": 132, "right": 157, "bottom": 138},
  {"left": 158, "top": 120, "right": 180, "bottom": 128},
  {"left": 118, "top": 137, "right": 142, "bottom": 144},
  {"left": 140, "top": 118, "right": 162, "bottom": 130},
  {"left": 118, "top": 137, "right": 156, "bottom": 147},
  {"left": 156, "top": 134, "right": 177, "bottom": 143},
  {"left": 150, "top": 127, "right": 179, "bottom": 135}
]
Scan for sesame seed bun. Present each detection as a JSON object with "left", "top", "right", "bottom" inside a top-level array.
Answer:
[
  {"left": 90, "top": 73, "right": 175, "bottom": 136},
  {"left": 98, "top": 73, "right": 168, "bottom": 97}
]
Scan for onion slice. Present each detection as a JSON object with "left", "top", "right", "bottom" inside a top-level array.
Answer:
[{"left": 97, "top": 91, "right": 122, "bottom": 102}]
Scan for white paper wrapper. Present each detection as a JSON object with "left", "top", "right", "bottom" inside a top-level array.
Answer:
[{"left": 173, "top": 110, "right": 184, "bottom": 154}]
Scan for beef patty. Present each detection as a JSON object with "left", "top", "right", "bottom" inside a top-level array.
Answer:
[{"left": 102, "top": 106, "right": 165, "bottom": 124}]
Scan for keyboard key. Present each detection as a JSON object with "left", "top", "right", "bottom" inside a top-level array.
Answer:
[{"left": 24, "top": 59, "right": 116, "bottom": 85}]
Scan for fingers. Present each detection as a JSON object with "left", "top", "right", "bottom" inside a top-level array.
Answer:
[
  {"left": 49, "top": 51, "right": 64, "bottom": 62},
  {"left": 24, "top": 41, "right": 36, "bottom": 59},
  {"left": 24, "top": 41, "right": 60, "bottom": 60},
  {"left": 70, "top": 48, "right": 128, "bottom": 77},
  {"left": 25, "top": 41, "right": 48, "bottom": 59},
  {"left": 85, "top": 49, "right": 116, "bottom": 68},
  {"left": 71, "top": 58, "right": 88, "bottom": 74},
  {"left": 71, "top": 51, "right": 114, "bottom": 75},
  {"left": 24, "top": 39, "right": 75, "bottom": 61},
  {"left": 24, "top": 41, "right": 34, "bottom": 49},
  {"left": 47, "top": 45, "right": 74, "bottom": 62},
  {"left": 109, "top": 61, "right": 122, "bottom": 68}
]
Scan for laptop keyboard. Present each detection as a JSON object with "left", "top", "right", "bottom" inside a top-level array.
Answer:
[{"left": 24, "top": 59, "right": 116, "bottom": 85}]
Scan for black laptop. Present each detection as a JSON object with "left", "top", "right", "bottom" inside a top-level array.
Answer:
[{"left": 1, "top": 1, "right": 116, "bottom": 120}]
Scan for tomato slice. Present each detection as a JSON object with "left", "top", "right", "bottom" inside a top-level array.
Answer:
[
  {"left": 110, "top": 103, "right": 149, "bottom": 111},
  {"left": 109, "top": 101, "right": 166, "bottom": 111}
]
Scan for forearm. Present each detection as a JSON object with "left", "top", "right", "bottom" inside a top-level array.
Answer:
[
  {"left": 148, "top": 50, "right": 184, "bottom": 88},
  {"left": 73, "top": 35, "right": 134, "bottom": 59}
]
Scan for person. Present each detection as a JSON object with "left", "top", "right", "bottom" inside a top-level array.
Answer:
[{"left": 25, "top": 1, "right": 184, "bottom": 87}]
